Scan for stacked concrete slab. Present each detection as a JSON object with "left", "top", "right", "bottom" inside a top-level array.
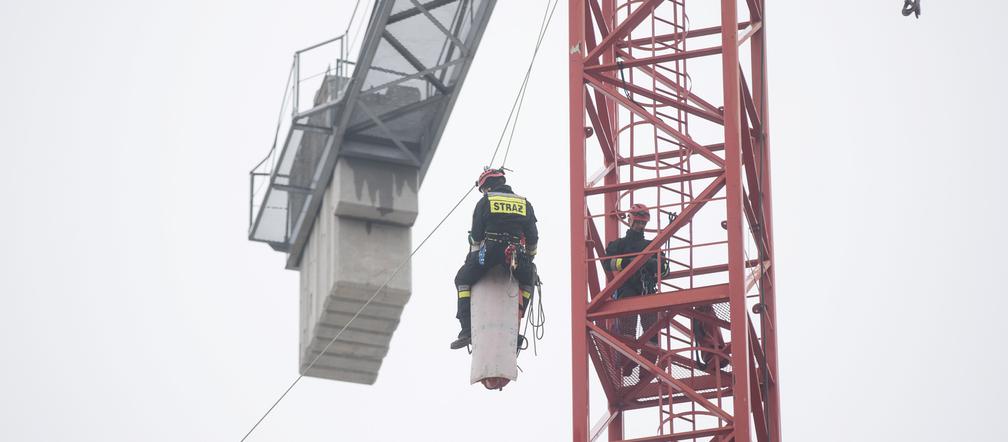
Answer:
[
  {"left": 298, "top": 156, "right": 418, "bottom": 384},
  {"left": 263, "top": 0, "right": 498, "bottom": 385}
]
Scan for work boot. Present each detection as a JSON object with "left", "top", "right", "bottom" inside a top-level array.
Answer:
[
  {"left": 449, "top": 329, "right": 471, "bottom": 350},
  {"left": 451, "top": 298, "right": 471, "bottom": 350},
  {"left": 450, "top": 312, "right": 472, "bottom": 350},
  {"left": 621, "top": 361, "right": 635, "bottom": 377}
]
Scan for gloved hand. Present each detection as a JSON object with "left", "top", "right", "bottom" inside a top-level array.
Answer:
[{"left": 526, "top": 244, "right": 537, "bottom": 261}]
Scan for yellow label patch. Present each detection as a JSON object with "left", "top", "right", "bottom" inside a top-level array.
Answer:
[{"left": 489, "top": 196, "right": 527, "bottom": 216}]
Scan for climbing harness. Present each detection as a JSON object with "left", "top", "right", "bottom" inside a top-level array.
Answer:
[
  {"left": 639, "top": 265, "right": 658, "bottom": 295},
  {"left": 479, "top": 232, "right": 523, "bottom": 268},
  {"left": 504, "top": 243, "right": 518, "bottom": 270},
  {"left": 902, "top": 0, "right": 920, "bottom": 18}
]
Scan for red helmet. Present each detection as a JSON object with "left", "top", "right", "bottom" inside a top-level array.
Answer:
[
  {"left": 627, "top": 203, "right": 650, "bottom": 224},
  {"left": 477, "top": 168, "right": 506, "bottom": 190}
]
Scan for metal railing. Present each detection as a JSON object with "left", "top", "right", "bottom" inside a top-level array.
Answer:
[{"left": 248, "top": 33, "right": 358, "bottom": 244}]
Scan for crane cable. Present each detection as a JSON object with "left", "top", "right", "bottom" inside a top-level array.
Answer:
[
  {"left": 240, "top": 185, "right": 476, "bottom": 442},
  {"left": 240, "top": 1, "right": 560, "bottom": 440},
  {"left": 494, "top": 0, "right": 559, "bottom": 358},
  {"left": 488, "top": 0, "right": 560, "bottom": 169}
]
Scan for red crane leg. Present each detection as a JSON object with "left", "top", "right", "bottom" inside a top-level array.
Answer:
[
  {"left": 570, "top": 0, "right": 780, "bottom": 441},
  {"left": 569, "top": 0, "right": 589, "bottom": 440}
]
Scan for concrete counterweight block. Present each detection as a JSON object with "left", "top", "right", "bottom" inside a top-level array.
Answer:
[
  {"left": 297, "top": 147, "right": 422, "bottom": 385},
  {"left": 470, "top": 265, "right": 521, "bottom": 389},
  {"left": 299, "top": 213, "right": 412, "bottom": 384},
  {"left": 330, "top": 156, "right": 418, "bottom": 227}
]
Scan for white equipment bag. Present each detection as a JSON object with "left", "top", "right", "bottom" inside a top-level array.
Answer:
[{"left": 469, "top": 265, "right": 520, "bottom": 388}]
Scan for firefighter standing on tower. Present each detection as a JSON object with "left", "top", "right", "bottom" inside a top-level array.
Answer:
[
  {"left": 451, "top": 168, "right": 539, "bottom": 350},
  {"left": 601, "top": 204, "right": 669, "bottom": 373}
]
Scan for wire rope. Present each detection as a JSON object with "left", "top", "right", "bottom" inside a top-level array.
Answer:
[
  {"left": 241, "top": 184, "right": 477, "bottom": 442},
  {"left": 242, "top": 2, "right": 562, "bottom": 439},
  {"left": 488, "top": 0, "right": 559, "bottom": 168}
]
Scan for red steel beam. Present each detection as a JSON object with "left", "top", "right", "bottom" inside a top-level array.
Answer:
[
  {"left": 585, "top": 74, "right": 725, "bottom": 167},
  {"left": 740, "top": 68, "right": 763, "bottom": 131},
  {"left": 607, "top": 332, "right": 734, "bottom": 380},
  {"left": 628, "top": 388, "right": 734, "bottom": 409},
  {"left": 746, "top": 0, "right": 763, "bottom": 22},
  {"left": 619, "top": 22, "right": 750, "bottom": 48},
  {"left": 720, "top": 1, "right": 753, "bottom": 441},
  {"left": 588, "top": 322, "right": 734, "bottom": 421},
  {"left": 597, "top": 4, "right": 622, "bottom": 437},
  {"left": 675, "top": 307, "right": 731, "bottom": 333},
  {"left": 617, "top": 426, "right": 734, "bottom": 442},
  {"left": 614, "top": 48, "right": 724, "bottom": 116},
  {"left": 749, "top": 331, "right": 771, "bottom": 442},
  {"left": 569, "top": 0, "right": 589, "bottom": 440},
  {"left": 584, "top": 0, "right": 665, "bottom": 62},
  {"left": 587, "top": 0, "right": 610, "bottom": 38},
  {"left": 748, "top": 316, "right": 775, "bottom": 384},
  {"left": 587, "top": 175, "right": 726, "bottom": 311},
  {"left": 585, "top": 45, "right": 723, "bottom": 73},
  {"left": 587, "top": 72, "right": 725, "bottom": 124},
  {"left": 587, "top": 284, "right": 729, "bottom": 320},
  {"left": 585, "top": 168, "right": 723, "bottom": 195},
  {"left": 663, "top": 259, "right": 760, "bottom": 280},
  {"left": 588, "top": 328, "right": 621, "bottom": 401},
  {"left": 624, "top": 375, "right": 731, "bottom": 403},
  {"left": 749, "top": 16, "right": 782, "bottom": 439},
  {"left": 586, "top": 91, "right": 617, "bottom": 164},
  {"left": 616, "top": 143, "right": 725, "bottom": 166},
  {"left": 572, "top": 0, "right": 779, "bottom": 440},
  {"left": 622, "top": 370, "right": 735, "bottom": 409},
  {"left": 585, "top": 209, "right": 606, "bottom": 301}
]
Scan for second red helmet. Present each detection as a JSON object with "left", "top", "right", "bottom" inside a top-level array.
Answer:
[{"left": 627, "top": 203, "right": 650, "bottom": 224}]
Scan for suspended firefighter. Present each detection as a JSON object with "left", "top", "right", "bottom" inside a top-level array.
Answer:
[
  {"left": 451, "top": 168, "right": 539, "bottom": 350},
  {"left": 601, "top": 204, "right": 669, "bottom": 375}
]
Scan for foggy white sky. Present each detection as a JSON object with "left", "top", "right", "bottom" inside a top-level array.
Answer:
[{"left": 1, "top": 1, "right": 1006, "bottom": 441}]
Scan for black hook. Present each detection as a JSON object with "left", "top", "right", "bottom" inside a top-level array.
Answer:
[{"left": 902, "top": 0, "right": 920, "bottom": 18}]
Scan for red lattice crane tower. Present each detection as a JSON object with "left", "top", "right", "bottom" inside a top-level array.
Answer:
[{"left": 568, "top": 0, "right": 780, "bottom": 440}]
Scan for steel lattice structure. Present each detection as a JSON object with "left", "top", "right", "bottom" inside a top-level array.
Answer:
[{"left": 568, "top": 0, "right": 780, "bottom": 440}]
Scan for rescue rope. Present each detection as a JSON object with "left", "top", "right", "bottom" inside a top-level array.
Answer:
[
  {"left": 488, "top": 0, "right": 560, "bottom": 168},
  {"left": 528, "top": 277, "right": 547, "bottom": 354},
  {"left": 346, "top": 0, "right": 373, "bottom": 53},
  {"left": 243, "top": 1, "right": 561, "bottom": 438},
  {"left": 240, "top": 184, "right": 477, "bottom": 442}
]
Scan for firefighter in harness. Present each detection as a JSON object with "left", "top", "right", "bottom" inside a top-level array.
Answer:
[
  {"left": 450, "top": 168, "right": 539, "bottom": 350},
  {"left": 602, "top": 204, "right": 727, "bottom": 373},
  {"left": 601, "top": 204, "right": 669, "bottom": 374}
]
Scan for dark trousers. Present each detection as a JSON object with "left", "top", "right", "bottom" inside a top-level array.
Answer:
[
  {"left": 693, "top": 304, "right": 728, "bottom": 369},
  {"left": 616, "top": 288, "right": 659, "bottom": 346},
  {"left": 454, "top": 240, "right": 536, "bottom": 329},
  {"left": 614, "top": 287, "right": 659, "bottom": 375}
]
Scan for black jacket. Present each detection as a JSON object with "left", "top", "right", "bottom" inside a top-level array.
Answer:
[
  {"left": 469, "top": 184, "right": 538, "bottom": 248},
  {"left": 602, "top": 229, "right": 668, "bottom": 295}
]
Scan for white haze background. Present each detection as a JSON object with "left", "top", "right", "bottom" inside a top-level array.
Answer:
[{"left": 0, "top": 1, "right": 1005, "bottom": 441}]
